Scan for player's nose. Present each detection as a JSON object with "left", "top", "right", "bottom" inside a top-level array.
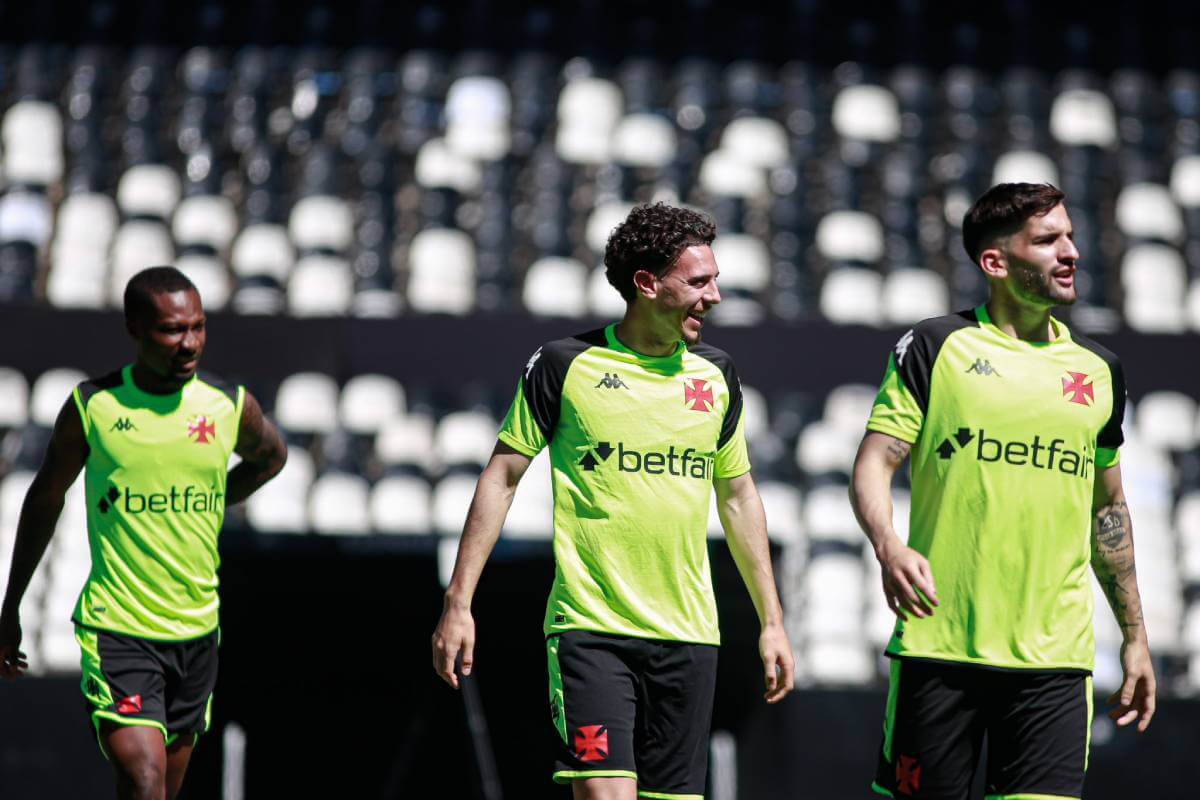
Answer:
[{"left": 705, "top": 279, "right": 721, "bottom": 306}]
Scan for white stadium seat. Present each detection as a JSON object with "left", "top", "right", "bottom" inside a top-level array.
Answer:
[
  {"left": 55, "top": 192, "right": 118, "bottom": 251},
  {"left": 712, "top": 234, "right": 770, "bottom": 293},
  {"left": 116, "top": 165, "right": 182, "bottom": 220},
  {"left": 370, "top": 474, "right": 432, "bottom": 534},
  {"left": 588, "top": 264, "right": 628, "bottom": 317},
  {"left": 376, "top": 415, "right": 437, "bottom": 474},
  {"left": 1135, "top": 391, "right": 1198, "bottom": 451},
  {"left": 231, "top": 224, "right": 294, "bottom": 282},
  {"left": 992, "top": 150, "right": 1060, "bottom": 186},
  {"left": 815, "top": 211, "right": 885, "bottom": 263},
  {"left": 820, "top": 267, "right": 883, "bottom": 325},
  {"left": 831, "top": 84, "right": 901, "bottom": 143},
  {"left": 795, "top": 421, "right": 860, "bottom": 476},
  {"left": 274, "top": 373, "right": 339, "bottom": 435},
  {"left": 757, "top": 481, "right": 804, "bottom": 544},
  {"left": 719, "top": 117, "right": 790, "bottom": 169},
  {"left": 289, "top": 195, "right": 355, "bottom": 254},
  {"left": 740, "top": 384, "right": 769, "bottom": 442},
  {"left": 175, "top": 254, "right": 231, "bottom": 311},
  {"left": 414, "top": 137, "right": 482, "bottom": 193},
  {"left": 445, "top": 76, "right": 512, "bottom": 161},
  {"left": 698, "top": 149, "right": 768, "bottom": 199},
  {"left": 803, "top": 483, "right": 861, "bottom": 543},
  {"left": 556, "top": 78, "right": 623, "bottom": 165},
  {"left": 246, "top": 447, "right": 313, "bottom": 533},
  {"left": 586, "top": 202, "right": 635, "bottom": 254},
  {"left": 432, "top": 473, "right": 479, "bottom": 535},
  {"left": 435, "top": 410, "right": 499, "bottom": 469},
  {"left": 407, "top": 228, "right": 476, "bottom": 314},
  {"left": 2, "top": 101, "right": 64, "bottom": 185},
  {"left": 0, "top": 367, "right": 30, "bottom": 429},
  {"left": 505, "top": 451, "right": 552, "bottom": 539},
  {"left": 1049, "top": 89, "right": 1117, "bottom": 147},
  {"left": 612, "top": 113, "right": 677, "bottom": 168},
  {"left": 309, "top": 472, "right": 371, "bottom": 535},
  {"left": 340, "top": 375, "right": 405, "bottom": 435},
  {"left": 0, "top": 190, "right": 53, "bottom": 247},
  {"left": 523, "top": 256, "right": 589, "bottom": 318},
  {"left": 882, "top": 268, "right": 950, "bottom": 325},
  {"left": 109, "top": 221, "right": 175, "bottom": 305},
  {"left": 1120, "top": 244, "right": 1187, "bottom": 333},
  {"left": 824, "top": 383, "right": 880, "bottom": 433},
  {"left": 173, "top": 194, "right": 238, "bottom": 251},
  {"left": 805, "top": 640, "right": 875, "bottom": 687},
  {"left": 1169, "top": 154, "right": 1200, "bottom": 208},
  {"left": 288, "top": 255, "right": 353, "bottom": 316},
  {"left": 801, "top": 553, "right": 864, "bottom": 638},
  {"left": 30, "top": 368, "right": 86, "bottom": 427},
  {"left": 1115, "top": 183, "right": 1185, "bottom": 244}
]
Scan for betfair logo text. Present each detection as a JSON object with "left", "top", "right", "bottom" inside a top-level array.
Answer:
[
  {"left": 97, "top": 484, "right": 224, "bottom": 515},
  {"left": 935, "top": 427, "right": 1093, "bottom": 479},
  {"left": 578, "top": 442, "right": 713, "bottom": 480}
]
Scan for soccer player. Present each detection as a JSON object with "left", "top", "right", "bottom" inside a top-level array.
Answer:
[
  {"left": 851, "top": 183, "right": 1155, "bottom": 799},
  {"left": 0, "top": 267, "right": 287, "bottom": 800},
  {"left": 432, "top": 203, "right": 794, "bottom": 800}
]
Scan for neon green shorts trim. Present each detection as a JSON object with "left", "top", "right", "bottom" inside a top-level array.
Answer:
[{"left": 553, "top": 769, "right": 638, "bottom": 784}]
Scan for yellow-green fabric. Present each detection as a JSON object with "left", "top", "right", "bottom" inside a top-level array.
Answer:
[
  {"left": 867, "top": 307, "right": 1125, "bottom": 672},
  {"left": 71, "top": 365, "right": 243, "bottom": 640},
  {"left": 499, "top": 324, "right": 749, "bottom": 645}
]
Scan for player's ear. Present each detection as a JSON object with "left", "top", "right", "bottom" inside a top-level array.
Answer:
[
  {"left": 632, "top": 269, "right": 659, "bottom": 300},
  {"left": 977, "top": 246, "right": 1007, "bottom": 280}
]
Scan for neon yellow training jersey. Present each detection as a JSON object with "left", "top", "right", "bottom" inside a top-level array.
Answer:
[
  {"left": 71, "top": 365, "right": 244, "bottom": 640},
  {"left": 867, "top": 306, "right": 1125, "bottom": 672},
  {"left": 498, "top": 324, "right": 751, "bottom": 645}
]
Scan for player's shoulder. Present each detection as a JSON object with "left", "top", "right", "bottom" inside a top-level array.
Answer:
[
  {"left": 523, "top": 328, "right": 608, "bottom": 377},
  {"left": 75, "top": 368, "right": 126, "bottom": 409},
  {"left": 686, "top": 340, "right": 737, "bottom": 376},
  {"left": 194, "top": 370, "right": 241, "bottom": 409},
  {"left": 891, "top": 308, "right": 979, "bottom": 362},
  {"left": 1065, "top": 326, "right": 1122, "bottom": 372}
]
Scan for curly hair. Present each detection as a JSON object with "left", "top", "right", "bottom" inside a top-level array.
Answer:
[
  {"left": 603, "top": 202, "right": 717, "bottom": 302},
  {"left": 962, "top": 182, "right": 1065, "bottom": 263}
]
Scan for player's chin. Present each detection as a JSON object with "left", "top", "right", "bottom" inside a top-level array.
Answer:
[{"left": 681, "top": 316, "right": 704, "bottom": 344}]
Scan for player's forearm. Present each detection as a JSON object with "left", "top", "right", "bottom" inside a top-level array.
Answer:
[
  {"left": 443, "top": 468, "right": 519, "bottom": 610},
  {"left": 1, "top": 489, "right": 64, "bottom": 617},
  {"left": 850, "top": 460, "right": 903, "bottom": 558},
  {"left": 224, "top": 455, "right": 285, "bottom": 506},
  {"left": 1090, "top": 499, "right": 1147, "bottom": 643},
  {"left": 718, "top": 487, "right": 784, "bottom": 628}
]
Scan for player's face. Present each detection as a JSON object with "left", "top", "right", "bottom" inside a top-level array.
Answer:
[
  {"left": 134, "top": 289, "right": 207, "bottom": 385},
  {"left": 651, "top": 244, "right": 722, "bottom": 345},
  {"left": 1000, "top": 203, "right": 1080, "bottom": 307}
]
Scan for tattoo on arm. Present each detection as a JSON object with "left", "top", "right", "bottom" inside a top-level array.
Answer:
[
  {"left": 884, "top": 437, "right": 911, "bottom": 465},
  {"left": 1091, "top": 501, "right": 1144, "bottom": 632}
]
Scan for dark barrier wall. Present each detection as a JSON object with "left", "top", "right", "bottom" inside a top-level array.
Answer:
[
  {"left": 3, "top": 540, "right": 1198, "bottom": 799},
  {"left": 1, "top": 308, "right": 1198, "bottom": 401}
]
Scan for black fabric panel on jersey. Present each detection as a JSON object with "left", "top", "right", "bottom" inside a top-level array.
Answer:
[
  {"left": 688, "top": 341, "right": 744, "bottom": 450},
  {"left": 893, "top": 309, "right": 978, "bottom": 413},
  {"left": 196, "top": 370, "right": 240, "bottom": 408},
  {"left": 521, "top": 328, "right": 606, "bottom": 442},
  {"left": 1070, "top": 332, "right": 1127, "bottom": 450},
  {"left": 76, "top": 370, "right": 125, "bottom": 409}
]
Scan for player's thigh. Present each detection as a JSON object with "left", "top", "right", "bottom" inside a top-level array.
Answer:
[
  {"left": 102, "top": 721, "right": 168, "bottom": 785},
  {"left": 77, "top": 626, "right": 171, "bottom": 751},
  {"left": 548, "top": 631, "right": 640, "bottom": 785},
  {"left": 985, "top": 673, "right": 1091, "bottom": 800},
  {"left": 873, "top": 659, "right": 987, "bottom": 800},
  {"left": 634, "top": 640, "right": 718, "bottom": 799}
]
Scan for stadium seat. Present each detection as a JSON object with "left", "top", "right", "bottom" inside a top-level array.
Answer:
[
  {"left": 376, "top": 414, "right": 437, "bottom": 475},
  {"left": 805, "top": 641, "right": 875, "bottom": 687},
  {"left": 340, "top": 375, "right": 405, "bottom": 435},
  {"left": 740, "top": 384, "right": 769, "bottom": 442},
  {"left": 1049, "top": 89, "right": 1117, "bottom": 147},
  {"left": 116, "top": 165, "right": 182, "bottom": 220},
  {"left": 30, "top": 368, "right": 86, "bottom": 427},
  {"left": 882, "top": 268, "right": 950, "bottom": 324},
  {"left": 309, "top": 472, "right": 371, "bottom": 535},
  {"left": 588, "top": 265, "right": 628, "bottom": 317},
  {"left": 815, "top": 211, "right": 885, "bottom": 263},
  {"left": 1120, "top": 244, "right": 1188, "bottom": 332},
  {"left": 2, "top": 100, "right": 64, "bottom": 186},
  {"left": 1136, "top": 391, "right": 1198, "bottom": 451},
  {"left": 55, "top": 192, "right": 118, "bottom": 251},
  {"left": 831, "top": 84, "right": 901, "bottom": 142},
  {"left": 289, "top": 195, "right": 355, "bottom": 254},
  {"left": 109, "top": 221, "right": 175, "bottom": 305},
  {"left": 407, "top": 228, "right": 475, "bottom": 314},
  {"left": 414, "top": 137, "right": 482, "bottom": 192},
  {"left": 231, "top": 223, "right": 294, "bottom": 283},
  {"left": 0, "top": 190, "right": 53, "bottom": 249},
  {"left": 0, "top": 368, "right": 29, "bottom": 430},
  {"left": 801, "top": 552, "right": 864, "bottom": 638},
  {"left": 612, "top": 113, "right": 677, "bottom": 168},
  {"left": 711, "top": 234, "right": 771, "bottom": 293},
  {"left": 586, "top": 202, "right": 636, "bottom": 254},
  {"left": 720, "top": 117, "right": 790, "bottom": 169},
  {"left": 274, "top": 373, "right": 339, "bottom": 435},
  {"left": 795, "top": 420, "right": 860, "bottom": 476},
  {"left": 432, "top": 472, "right": 479, "bottom": 535},
  {"left": 992, "top": 150, "right": 1060, "bottom": 186},
  {"left": 288, "top": 255, "right": 353, "bottom": 316},
  {"left": 757, "top": 480, "right": 803, "bottom": 544},
  {"left": 556, "top": 77, "right": 623, "bottom": 165},
  {"left": 370, "top": 474, "right": 432, "bottom": 534},
  {"left": 698, "top": 149, "right": 769, "bottom": 199},
  {"left": 445, "top": 75, "right": 511, "bottom": 161},
  {"left": 505, "top": 451, "right": 552, "bottom": 539},
  {"left": 1169, "top": 155, "right": 1200, "bottom": 208},
  {"left": 819, "top": 267, "right": 883, "bottom": 325},
  {"left": 175, "top": 254, "right": 231, "bottom": 311},
  {"left": 1115, "top": 183, "right": 1185, "bottom": 244},
  {"left": 173, "top": 194, "right": 238, "bottom": 252},
  {"left": 523, "top": 256, "right": 588, "bottom": 317},
  {"left": 245, "top": 447, "right": 313, "bottom": 533},
  {"left": 0, "top": 470, "right": 35, "bottom": 538},
  {"left": 435, "top": 410, "right": 499, "bottom": 470},
  {"left": 803, "top": 483, "right": 861, "bottom": 543}
]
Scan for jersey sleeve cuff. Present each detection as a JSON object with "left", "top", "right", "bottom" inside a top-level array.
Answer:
[
  {"left": 714, "top": 465, "right": 752, "bottom": 480},
  {"left": 865, "top": 421, "right": 919, "bottom": 445},
  {"left": 496, "top": 430, "right": 543, "bottom": 458},
  {"left": 1095, "top": 446, "right": 1121, "bottom": 468}
]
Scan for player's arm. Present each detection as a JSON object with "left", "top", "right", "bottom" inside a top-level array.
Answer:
[
  {"left": 850, "top": 431, "right": 938, "bottom": 620},
  {"left": 225, "top": 390, "right": 287, "bottom": 506},
  {"left": 714, "top": 472, "right": 794, "bottom": 703},
  {"left": 432, "top": 442, "right": 532, "bottom": 689},
  {"left": 0, "top": 398, "right": 89, "bottom": 678},
  {"left": 1090, "top": 462, "right": 1155, "bottom": 732}
]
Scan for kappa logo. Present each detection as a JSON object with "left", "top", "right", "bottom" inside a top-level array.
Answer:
[
  {"left": 109, "top": 417, "right": 137, "bottom": 432},
  {"left": 188, "top": 415, "right": 216, "bottom": 444},
  {"left": 1062, "top": 371, "right": 1095, "bottom": 406},
  {"left": 594, "top": 372, "right": 630, "bottom": 390},
  {"left": 684, "top": 378, "right": 714, "bottom": 412},
  {"left": 574, "top": 725, "right": 609, "bottom": 763},
  {"left": 894, "top": 329, "right": 915, "bottom": 366},
  {"left": 896, "top": 754, "right": 921, "bottom": 795},
  {"left": 964, "top": 358, "right": 1000, "bottom": 377}
]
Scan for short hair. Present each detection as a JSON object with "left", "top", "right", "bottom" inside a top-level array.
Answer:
[
  {"left": 123, "top": 266, "right": 198, "bottom": 324},
  {"left": 962, "top": 183, "right": 1066, "bottom": 263},
  {"left": 603, "top": 202, "right": 717, "bottom": 302}
]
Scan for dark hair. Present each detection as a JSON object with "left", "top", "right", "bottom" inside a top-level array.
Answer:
[
  {"left": 962, "top": 183, "right": 1066, "bottom": 263},
  {"left": 603, "top": 202, "right": 717, "bottom": 302},
  {"left": 124, "top": 266, "right": 198, "bottom": 324}
]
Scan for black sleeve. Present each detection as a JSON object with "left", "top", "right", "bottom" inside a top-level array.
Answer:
[
  {"left": 1073, "top": 333, "right": 1126, "bottom": 450},
  {"left": 76, "top": 369, "right": 125, "bottom": 410},
  {"left": 892, "top": 310, "right": 977, "bottom": 413},
  {"left": 519, "top": 330, "right": 603, "bottom": 442},
  {"left": 688, "top": 342, "right": 744, "bottom": 450}
]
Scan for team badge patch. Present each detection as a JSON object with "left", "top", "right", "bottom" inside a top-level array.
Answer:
[
  {"left": 188, "top": 415, "right": 216, "bottom": 443},
  {"left": 574, "top": 724, "right": 609, "bottom": 763},
  {"left": 684, "top": 378, "right": 714, "bottom": 412},
  {"left": 896, "top": 754, "right": 921, "bottom": 795},
  {"left": 115, "top": 694, "right": 143, "bottom": 714},
  {"left": 1062, "top": 371, "right": 1094, "bottom": 406}
]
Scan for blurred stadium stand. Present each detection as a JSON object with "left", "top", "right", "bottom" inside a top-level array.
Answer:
[{"left": 1, "top": 1, "right": 1200, "bottom": 798}]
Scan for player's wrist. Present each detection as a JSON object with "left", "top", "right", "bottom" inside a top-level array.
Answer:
[{"left": 443, "top": 589, "right": 472, "bottom": 612}]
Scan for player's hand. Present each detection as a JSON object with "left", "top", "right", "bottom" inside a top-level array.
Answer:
[
  {"left": 759, "top": 622, "right": 795, "bottom": 703},
  {"left": 876, "top": 538, "right": 939, "bottom": 621},
  {"left": 431, "top": 601, "right": 475, "bottom": 690},
  {"left": 0, "top": 612, "right": 27, "bottom": 680},
  {"left": 1108, "top": 638, "right": 1155, "bottom": 732}
]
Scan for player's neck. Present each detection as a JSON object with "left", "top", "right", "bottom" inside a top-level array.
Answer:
[
  {"left": 615, "top": 307, "right": 679, "bottom": 357},
  {"left": 985, "top": 294, "right": 1056, "bottom": 343},
  {"left": 131, "top": 362, "right": 189, "bottom": 395}
]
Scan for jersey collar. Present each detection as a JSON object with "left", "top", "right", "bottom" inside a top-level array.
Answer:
[
  {"left": 974, "top": 305, "right": 1072, "bottom": 349},
  {"left": 604, "top": 323, "right": 685, "bottom": 363}
]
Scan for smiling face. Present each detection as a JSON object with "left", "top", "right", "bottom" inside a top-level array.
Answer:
[
  {"left": 989, "top": 203, "right": 1080, "bottom": 308},
  {"left": 642, "top": 244, "right": 722, "bottom": 345},
  {"left": 129, "top": 289, "right": 207, "bottom": 386}
]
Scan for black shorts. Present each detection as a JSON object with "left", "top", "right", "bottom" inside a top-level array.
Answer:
[
  {"left": 76, "top": 626, "right": 219, "bottom": 750},
  {"left": 873, "top": 658, "right": 1093, "bottom": 800},
  {"left": 547, "top": 630, "right": 718, "bottom": 798}
]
